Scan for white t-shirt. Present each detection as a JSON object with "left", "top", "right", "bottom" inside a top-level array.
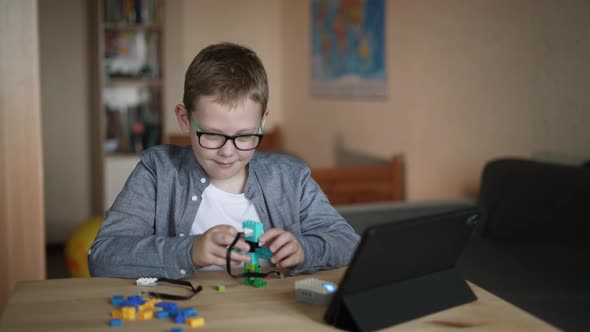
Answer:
[{"left": 190, "top": 183, "right": 264, "bottom": 270}]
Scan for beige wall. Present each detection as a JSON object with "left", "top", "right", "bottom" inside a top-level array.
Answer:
[
  {"left": 39, "top": 0, "right": 91, "bottom": 244},
  {"left": 163, "top": 0, "right": 284, "bottom": 135},
  {"left": 36, "top": 0, "right": 590, "bottom": 244},
  {"left": 1, "top": 0, "right": 45, "bottom": 311},
  {"left": 281, "top": 0, "right": 590, "bottom": 200}
]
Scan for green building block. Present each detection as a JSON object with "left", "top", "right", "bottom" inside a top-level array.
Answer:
[{"left": 244, "top": 262, "right": 267, "bottom": 288}]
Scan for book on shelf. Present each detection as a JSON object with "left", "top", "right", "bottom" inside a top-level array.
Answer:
[
  {"left": 103, "top": 0, "right": 162, "bottom": 25},
  {"left": 104, "top": 29, "right": 160, "bottom": 78},
  {"left": 104, "top": 86, "right": 161, "bottom": 154}
]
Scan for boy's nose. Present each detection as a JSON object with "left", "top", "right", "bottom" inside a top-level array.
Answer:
[{"left": 218, "top": 139, "right": 237, "bottom": 156}]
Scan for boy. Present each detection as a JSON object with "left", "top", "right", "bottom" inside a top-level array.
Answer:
[{"left": 88, "top": 43, "right": 359, "bottom": 279}]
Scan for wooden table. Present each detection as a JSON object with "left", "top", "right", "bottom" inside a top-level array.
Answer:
[{"left": 0, "top": 268, "right": 558, "bottom": 331}]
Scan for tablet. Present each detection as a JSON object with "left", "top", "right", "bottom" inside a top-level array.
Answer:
[{"left": 324, "top": 207, "right": 479, "bottom": 331}]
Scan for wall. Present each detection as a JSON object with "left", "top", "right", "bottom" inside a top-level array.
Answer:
[
  {"left": 36, "top": 0, "right": 590, "bottom": 243},
  {"left": 163, "top": 0, "right": 284, "bottom": 135},
  {"left": 0, "top": 0, "right": 45, "bottom": 312},
  {"left": 38, "top": 0, "right": 286, "bottom": 242},
  {"left": 281, "top": 0, "right": 590, "bottom": 200},
  {"left": 39, "top": 0, "right": 91, "bottom": 244}
]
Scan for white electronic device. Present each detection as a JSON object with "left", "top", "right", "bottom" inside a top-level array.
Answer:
[{"left": 294, "top": 278, "right": 337, "bottom": 305}]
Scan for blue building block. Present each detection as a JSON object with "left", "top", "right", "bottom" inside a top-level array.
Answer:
[
  {"left": 182, "top": 308, "right": 197, "bottom": 317},
  {"left": 175, "top": 311, "right": 186, "bottom": 324},
  {"left": 126, "top": 295, "right": 144, "bottom": 305},
  {"left": 155, "top": 311, "right": 170, "bottom": 319},
  {"left": 255, "top": 247, "right": 273, "bottom": 260},
  {"left": 109, "top": 318, "right": 123, "bottom": 327},
  {"left": 156, "top": 302, "right": 178, "bottom": 311},
  {"left": 111, "top": 295, "right": 124, "bottom": 306},
  {"left": 171, "top": 328, "right": 184, "bottom": 332}
]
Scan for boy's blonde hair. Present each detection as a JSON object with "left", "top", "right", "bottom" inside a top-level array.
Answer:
[{"left": 183, "top": 42, "right": 268, "bottom": 114}]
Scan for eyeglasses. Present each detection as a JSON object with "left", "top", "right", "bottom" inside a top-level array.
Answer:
[{"left": 189, "top": 113, "right": 264, "bottom": 151}]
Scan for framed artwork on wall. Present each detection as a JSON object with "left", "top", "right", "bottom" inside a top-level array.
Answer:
[{"left": 311, "top": 0, "right": 386, "bottom": 99}]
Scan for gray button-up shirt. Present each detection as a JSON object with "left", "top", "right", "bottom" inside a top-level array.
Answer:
[{"left": 88, "top": 145, "right": 359, "bottom": 279}]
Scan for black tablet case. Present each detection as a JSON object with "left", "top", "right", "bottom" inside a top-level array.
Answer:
[{"left": 324, "top": 208, "right": 479, "bottom": 332}]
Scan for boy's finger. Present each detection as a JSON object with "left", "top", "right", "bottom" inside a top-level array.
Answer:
[
  {"left": 259, "top": 228, "right": 283, "bottom": 243},
  {"left": 210, "top": 224, "right": 238, "bottom": 235},
  {"left": 235, "top": 239, "right": 251, "bottom": 252},
  {"left": 268, "top": 231, "right": 292, "bottom": 253},
  {"left": 277, "top": 254, "right": 300, "bottom": 269},
  {"left": 271, "top": 242, "right": 297, "bottom": 264},
  {"left": 259, "top": 228, "right": 288, "bottom": 247},
  {"left": 212, "top": 244, "right": 250, "bottom": 262},
  {"left": 229, "top": 251, "right": 251, "bottom": 263},
  {"left": 213, "top": 232, "right": 241, "bottom": 247}
]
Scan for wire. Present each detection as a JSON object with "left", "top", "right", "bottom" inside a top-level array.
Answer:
[
  {"left": 140, "top": 278, "right": 203, "bottom": 300},
  {"left": 225, "top": 232, "right": 283, "bottom": 279}
]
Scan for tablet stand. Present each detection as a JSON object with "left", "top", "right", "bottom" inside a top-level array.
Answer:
[{"left": 328, "top": 268, "right": 477, "bottom": 332}]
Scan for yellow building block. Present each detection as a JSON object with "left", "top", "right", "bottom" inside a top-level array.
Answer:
[
  {"left": 111, "top": 309, "right": 122, "bottom": 318},
  {"left": 137, "top": 310, "right": 153, "bottom": 320},
  {"left": 186, "top": 317, "right": 205, "bottom": 327},
  {"left": 121, "top": 306, "right": 136, "bottom": 320}
]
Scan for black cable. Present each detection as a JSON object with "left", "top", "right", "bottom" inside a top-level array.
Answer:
[
  {"left": 226, "top": 232, "right": 283, "bottom": 279},
  {"left": 140, "top": 278, "right": 203, "bottom": 300}
]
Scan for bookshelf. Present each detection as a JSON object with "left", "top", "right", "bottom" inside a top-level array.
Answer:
[{"left": 89, "top": 0, "right": 165, "bottom": 213}]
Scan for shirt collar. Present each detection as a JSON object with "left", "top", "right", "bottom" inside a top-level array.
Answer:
[{"left": 183, "top": 146, "right": 260, "bottom": 197}]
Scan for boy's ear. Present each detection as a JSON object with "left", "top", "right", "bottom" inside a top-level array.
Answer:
[
  {"left": 175, "top": 104, "right": 191, "bottom": 134},
  {"left": 261, "top": 110, "right": 269, "bottom": 130}
]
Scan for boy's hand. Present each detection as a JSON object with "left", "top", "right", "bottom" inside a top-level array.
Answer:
[
  {"left": 191, "top": 225, "right": 251, "bottom": 267},
  {"left": 259, "top": 228, "right": 304, "bottom": 269}
]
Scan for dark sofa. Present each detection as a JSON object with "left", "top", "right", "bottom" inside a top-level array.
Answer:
[{"left": 337, "top": 158, "right": 590, "bottom": 331}]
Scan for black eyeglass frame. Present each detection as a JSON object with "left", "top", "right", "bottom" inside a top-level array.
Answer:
[
  {"left": 189, "top": 113, "right": 264, "bottom": 151},
  {"left": 195, "top": 131, "right": 264, "bottom": 151}
]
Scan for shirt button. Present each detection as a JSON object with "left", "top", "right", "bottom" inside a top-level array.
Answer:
[
  {"left": 191, "top": 195, "right": 198, "bottom": 201},
  {"left": 180, "top": 269, "right": 186, "bottom": 275},
  {"left": 88, "top": 249, "right": 92, "bottom": 254},
  {"left": 179, "top": 233, "right": 185, "bottom": 237},
  {"left": 200, "top": 178, "right": 206, "bottom": 184}
]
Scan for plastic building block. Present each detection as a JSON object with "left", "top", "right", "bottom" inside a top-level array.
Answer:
[
  {"left": 155, "top": 310, "right": 170, "bottom": 319},
  {"left": 243, "top": 220, "right": 264, "bottom": 242},
  {"left": 110, "top": 318, "right": 123, "bottom": 327},
  {"left": 136, "top": 277, "right": 158, "bottom": 287},
  {"left": 242, "top": 220, "right": 274, "bottom": 288},
  {"left": 137, "top": 310, "right": 153, "bottom": 320},
  {"left": 186, "top": 317, "right": 205, "bottom": 327},
  {"left": 171, "top": 328, "right": 184, "bottom": 332},
  {"left": 214, "top": 284, "right": 225, "bottom": 292},
  {"left": 255, "top": 247, "right": 273, "bottom": 260},
  {"left": 111, "top": 295, "right": 124, "bottom": 306},
  {"left": 121, "top": 295, "right": 145, "bottom": 308},
  {"left": 182, "top": 308, "right": 198, "bottom": 317},
  {"left": 175, "top": 311, "right": 186, "bottom": 324},
  {"left": 155, "top": 302, "right": 178, "bottom": 311},
  {"left": 143, "top": 298, "right": 161, "bottom": 310},
  {"left": 121, "top": 306, "right": 136, "bottom": 320},
  {"left": 244, "top": 262, "right": 267, "bottom": 288},
  {"left": 294, "top": 278, "right": 337, "bottom": 305},
  {"left": 111, "top": 310, "right": 122, "bottom": 318},
  {"left": 243, "top": 228, "right": 254, "bottom": 238},
  {"left": 127, "top": 295, "right": 144, "bottom": 303}
]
